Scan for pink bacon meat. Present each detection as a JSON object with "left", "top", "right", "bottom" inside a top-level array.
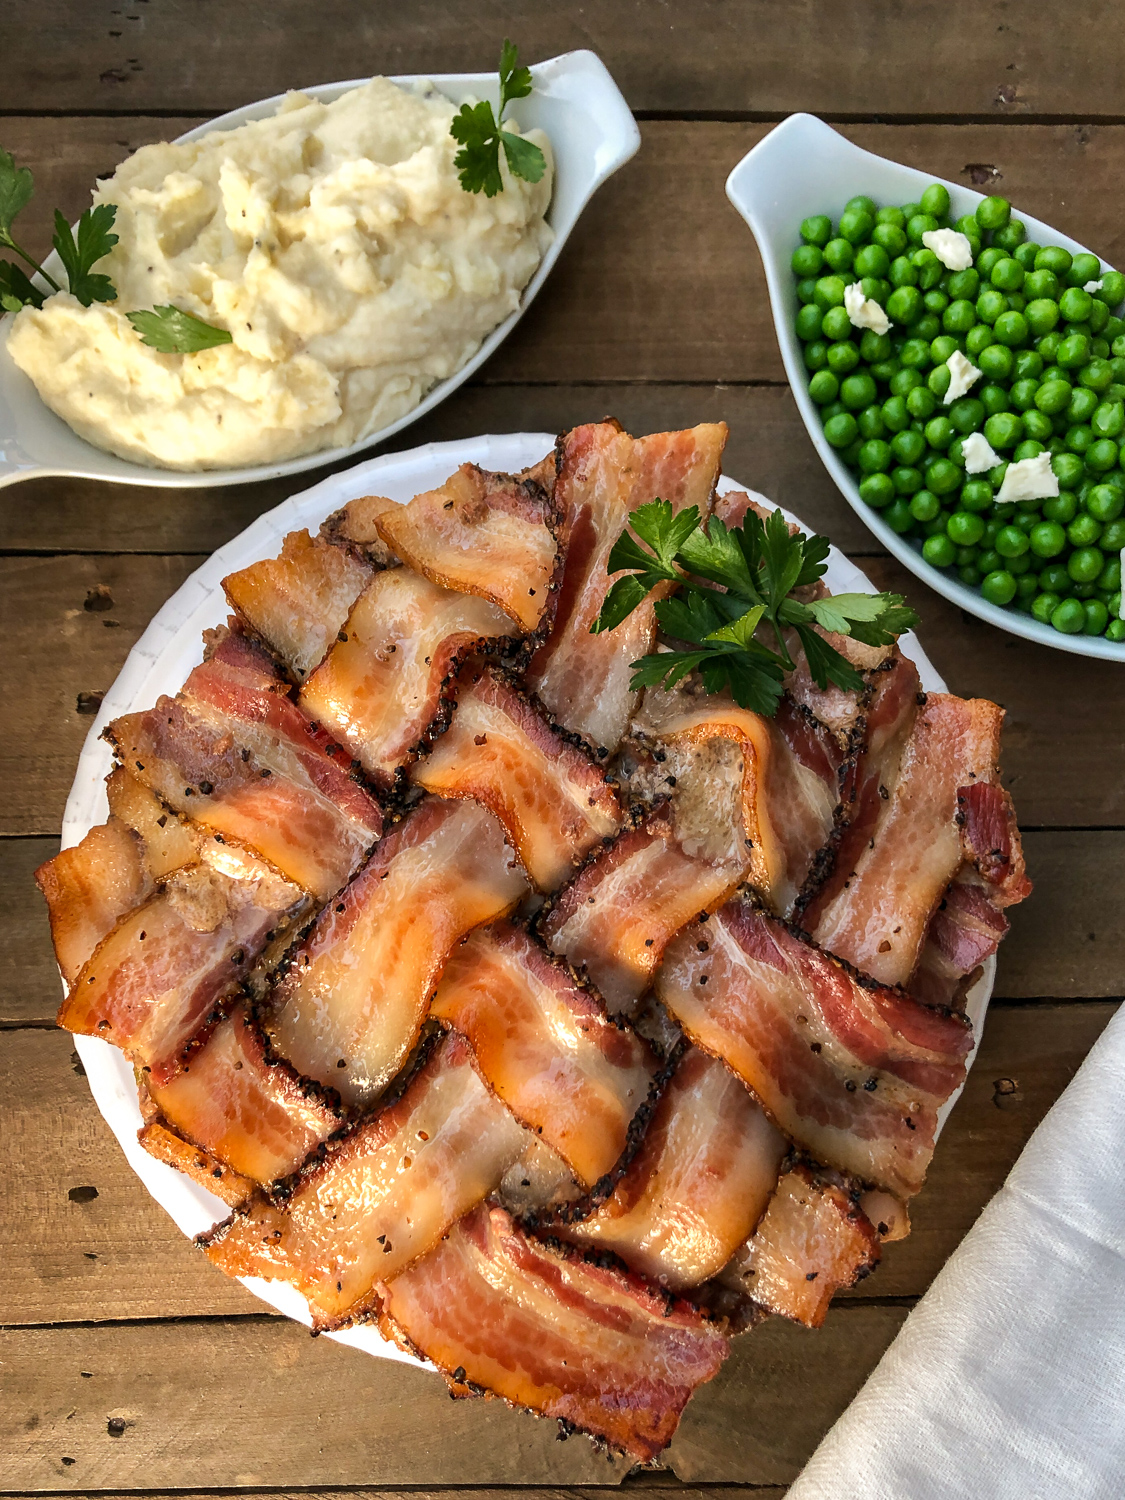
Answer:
[
  {"left": 412, "top": 667, "right": 622, "bottom": 892},
  {"left": 527, "top": 420, "right": 726, "bottom": 754},
  {"left": 374, "top": 464, "right": 559, "bottom": 633},
  {"left": 202, "top": 1031, "right": 528, "bottom": 1328},
  {"left": 561, "top": 1046, "right": 787, "bottom": 1291},
  {"left": 270, "top": 797, "right": 528, "bottom": 1107},
  {"left": 106, "top": 631, "right": 383, "bottom": 901},
  {"left": 298, "top": 566, "right": 521, "bottom": 790},
  {"left": 656, "top": 899, "right": 973, "bottom": 1199},
  {"left": 430, "top": 922, "right": 656, "bottom": 1188},
  {"left": 378, "top": 1203, "right": 729, "bottom": 1461}
]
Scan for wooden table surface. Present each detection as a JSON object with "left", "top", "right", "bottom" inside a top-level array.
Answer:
[{"left": 3, "top": 3, "right": 1123, "bottom": 1495}]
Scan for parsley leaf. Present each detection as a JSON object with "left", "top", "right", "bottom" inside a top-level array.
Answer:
[
  {"left": 0, "top": 148, "right": 62, "bottom": 300},
  {"left": 53, "top": 205, "right": 118, "bottom": 306},
  {"left": 125, "top": 305, "right": 234, "bottom": 353},
  {"left": 591, "top": 495, "right": 920, "bottom": 718},
  {"left": 451, "top": 39, "right": 547, "bottom": 196},
  {"left": 0, "top": 259, "right": 44, "bottom": 312}
]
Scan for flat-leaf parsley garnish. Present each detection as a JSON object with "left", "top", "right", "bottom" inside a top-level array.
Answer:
[
  {"left": 450, "top": 39, "right": 547, "bottom": 198},
  {"left": 591, "top": 501, "right": 918, "bottom": 717},
  {"left": 126, "top": 305, "right": 234, "bottom": 353}
]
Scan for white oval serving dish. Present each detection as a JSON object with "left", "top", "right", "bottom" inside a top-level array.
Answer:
[
  {"left": 0, "top": 52, "right": 639, "bottom": 493},
  {"left": 726, "top": 112, "right": 1125, "bottom": 662}
]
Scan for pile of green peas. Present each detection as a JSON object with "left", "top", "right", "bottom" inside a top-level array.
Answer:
[{"left": 792, "top": 183, "right": 1125, "bottom": 641}]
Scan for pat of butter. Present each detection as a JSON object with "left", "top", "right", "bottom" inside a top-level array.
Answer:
[
  {"left": 961, "top": 431, "right": 1002, "bottom": 474},
  {"left": 922, "top": 228, "right": 974, "bottom": 272},
  {"left": 844, "top": 282, "right": 891, "bottom": 335},
  {"left": 996, "top": 451, "right": 1060, "bottom": 504},
  {"left": 943, "top": 349, "right": 983, "bottom": 404},
  {"left": 1085, "top": 279, "right": 1104, "bottom": 293}
]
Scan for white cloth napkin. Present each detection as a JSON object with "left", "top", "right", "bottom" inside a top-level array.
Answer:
[{"left": 788, "top": 1004, "right": 1125, "bottom": 1500}]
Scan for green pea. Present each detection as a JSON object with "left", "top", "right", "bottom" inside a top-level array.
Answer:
[
  {"left": 994, "top": 219, "right": 1027, "bottom": 251},
  {"left": 855, "top": 331, "right": 889, "bottom": 366},
  {"left": 976, "top": 196, "right": 1011, "bottom": 231},
  {"left": 1079, "top": 358, "right": 1114, "bottom": 393},
  {"left": 879, "top": 396, "right": 908, "bottom": 433},
  {"left": 957, "top": 564, "right": 981, "bottom": 587},
  {"left": 924, "top": 415, "right": 955, "bottom": 451},
  {"left": 1069, "top": 545, "right": 1105, "bottom": 583},
  {"left": 818, "top": 305, "right": 849, "bottom": 342},
  {"left": 1036, "top": 246, "right": 1072, "bottom": 276},
  {"left": 1088, "top": 299, "right": 1111, "bottom": 335},
  {"left": 910, "top": 489, "right": 941, "bottom": 522},
  {"left": 924, "top": 289, "right": 951, "bottom": 315},
  {"left": 1087, "top": 483, "right": 1124, "bottom": 522},
  {"left": 1039, "top": 562, "right": 1071, "bottom": 594},
  {"left": 871, "top": 358, "right": 902, "bottom": 383},
  {"left": 1014, "top": 350, "right": 1044, "bottom": 380},
  {"left": 946, "top": 268, "right": 980, "bottom": 301},
  {"left": 804, "top": 340, "right": 829, "bottom": 371},
  {"left": 886, "top": 285, "right": 923, "bottom": 325},
  {"left": 929, "top": 335, "right": 959, "bottom": 366},
  {"left": 993, "top": 310, "right": 1030, "bottom": 347},
  {"left": 1023, "top": 410, "right": 1053, "bottom": 441},
  {"left": 827, "top": 341, "right": 861, "bottom": 376},
  {"left": 859, "top": 472, "right": 895, "bottom": 508},
  {"left": 948, "top": 397, "right": 986, "bottom": 435},
  {"left": 1050, "top": 596, "right": 1086, "bottom": 632},
  {"left": 993, "top": 524, "right": 1028, "bottom": 558},
  {"left": 1067, "top": 386, "right": 1099, "bottom": 423},
  {"left": 1024, "top": 269, "right": 1060, "bottom": 301},
  {"left": 889, "top": 428, "right": 926, "bottom": 467},
  {"left": 976, "top": 287, "right": 1007, "bottom": 325},
  {"left": 1013, "top": 241, "right": 1041, "bottom": 270},
  {"left": 965, "top": 323, "right": 995, "bottom": 358},
  {"left": 1108, "top": 618, "right": 1125, "bottom": 641},
  {"left": 1092, "top": 336, "right": 1111, "bottom": 358},
  {"left": 1102, "top": 518, "right": 1125, "bottom": 550},
  {"left": 795, "top": 304, "right": 824, "bottom": 342},
  {"left": 928, "top": 457, "right": 964, "bottom": 495},
  {"left": 891, "top": 367, "right": 924, "bottom": 396},
  {"left": 889, "top": 255, "right": 919, "bottom": 289},
  {"left": 800, "top": 215, "right": 833, "bottom": 247},
  {"left": 941, "top": 299, "right": 975, "bottom": 335},
  {"left": 806, "top": 370, "right": 837, "bottom": 406},
  {"left": 1090, "top": 401, "right": 1124, "bottom": 440},
  {"left": 991, "top": 257, "right": 1024, "bottom": 293},
  {"left": 1013, "top": 442, "right": 1045, "bottom": 466},
  {"left": 881, "top": 498, "right": 912, "bottom": 533},
  {"left": 1096, "top": 270, "right": 1125, "bottom": 307},
  {"left": 1052, "top": 451, "right": 1086, "bottom": 488},
  {"left": 856, "top": 438, "right": 892, "bottom": 473},
  {"left": 946, "top": 510, "right": 986, "bottom": 546},
  {"left": 1070, "top": 580, "right": 1096, "bottom": 597},
  {"left": 912, "top": 248, "right": 945, "bottom": 290},
  {"left": 855, "top": 404, "right": 884, "bottom": 441},
  {"left": 840, "top": 371, "right": 878, "bottom": 410},
  {"left": 1032, "top": 385, "right": 1070, "bottom": 425},
  {"left": 823, "top": 239, "right": 855, "bottom": 273},
  {"left": 1024, "top": 298, "right": 1060, "bottom": 339},
  {"left": 914, "top": 313, "right": 942, "bottom": 342},
  {"left": 824, "top": 412, "right": 858, "bottom": 449},
  {"left": 797, "top": 278, "right": 820, "bottom": 305},
  {"left": 1098, "top": 555, "right": 1122, "bottom": 592},
  {"left": 923, "top": 511, "right": 953, "bottom": 537},
  {"left": 980, "top": 383, "right": 1011, "bottom": 416},
  {"left": 928, "top": 364, "right": 953, "bottom": 400},
  {"left": 907, "top": 386, "right": 937, "bottom": 419},
  {"left": 918, "top": 183, "right": 949, "bottom": 218},
  {"left": 899, "top": 337, "right": 933, "bottom": 371},
  {"left": 1066, "top": 252, "right": 1102, "bottom": 288},
  {"left": 1031, "top": 590, "right": 1062, "bottom": 623},
  {"left": 979, "top": 569, "right": 1016, "bottom": 605},
  {"left": 891, "top": 465, "right": 923, "bottom": 495},
  {"left": 1028, "top": 520, "right": 1066, "bottom": 557},
  {"left": 984, "top": 411, "right": 1024, "bottom": 449},
  {"left": 792, "top": 243, "right": 825, "bottom": 278},
  {"left": 874, "top": 205, "right": 905, "bottom": 228},
  {"left": 1083, "top": 599, "right": 1110, "bottom": 635},
  {"left": 1056, "top": 333, "right": 1091, "bottom": 369},
  {"left": 907, "top": 213, "right": 939, "bottom": 246},
  {"left": 1007, "top": 378, "right": 1039, "bottom": 413},
  {"left": 960, "top": 480, "right": 994, "bottom": 513},
  {"left": 974, "top": 343, "right": 1013, "bottom": 382},
  {"left": 1037, "top": 331, "right": 1064, "bottom": 365},
  {"left": 922, "top": 533, "right": 957, "bottom": 567},
  {"left": 1087, "top": 438, "right": 1120, "bottom": 472},
  {"left": 853, "top": 243, "right": 890, "bottom": 279},
  {"left": 1065, "top": 423, "right": 1093, "bottom": 455},
  {"left": 873, "top": 223, "right": 908, "bottom": 256},
  {"left": 1006, "top": 291, "right": 1027, "bottom": 313},
  {"left": 839, "top": 209, "right": 875, "bottom": 245},
  {"left": 1059, "top": 286, "right": 1093, "bottom": 324}
]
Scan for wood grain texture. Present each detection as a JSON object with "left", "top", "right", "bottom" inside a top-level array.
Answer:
[
  {"left": 4, "top": 1006, "right": 1116, "bottom": 1327},
  {"left": 0, "top": 1302, "right": 904, "bottom": 1488},
  {"left": 6, "top": 119, "right": 1125, "bottom": 389},
  {"left": 6, "top": 1, "right": 1125, "bottom": 118}
]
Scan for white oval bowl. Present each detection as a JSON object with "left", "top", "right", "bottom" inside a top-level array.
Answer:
[
  {"left": 726, "top": 113, "right": 1125, "bottom": 663},
  {"left": 0, "top": 52, "right": 639, "bottom": 492},
  {"left": 58, "top": 429, "right": 992, "bottom": 1368}
]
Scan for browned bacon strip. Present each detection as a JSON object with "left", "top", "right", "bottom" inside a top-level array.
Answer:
[
  {"left": 143, "top": 1004, "right": 341, "bottom": 1189},
  {"left": 222, "top": 529, "right": 374, "bottom": 681},
  {"left": 319, "top": 494, "right": 401, "bottom": 568},
  {"left": 374, "top": 464, "right": 558, "bottom": 633},
  {"left": 909, "top": 875, "right": 1009, "bottom": 1010},
  {"left": 527, "top": 421, "right": 726, "bottom": 755},
  {"left": 298, "top": 568, "right": 520, "bottom": 790},
  {"left": 58, "top": 845, "right": 310, "bottom": 1085},
  {"left": 270, "top": 798, "right": 528, "bottom": 1106},
  {"left": 202, "top": 1032, "right": 528, "bottom": 1327},
  {"left": 412, "top": 668, "right": 621, "bottom": 892},
  {"left": 539, "top": 803, "right": 744, "bottom": 1015},
  {"left": 808, "top": 693, "right": 1012, "bottom": 987},
  {"left": 107, "top": 632, "right": 383, "bottom": 900},
  {"left": 957, "top": 781, "right": 1032, "bottom": 906},
  {"left": 715, "top": 1166, "right": 879, "bottom": 1328},
  {"left": 378, "top": 1203, "right": 728, "bottom": 1461},
  {"left": 137, "top": 1121, "right": 256, "bottom": 1208},
  {"left": 430, "top": 922, "right": 655, "bottom": 1188},
  {"left": 561, "top": 1047, "right": 787, "bottom": 1290},
  {"left": 656, "top": 899, "right": 973, "bottom": 1198}
]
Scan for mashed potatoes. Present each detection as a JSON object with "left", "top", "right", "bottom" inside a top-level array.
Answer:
[{"left": 7, "top": 79, "right": 553, "bottom": 470}]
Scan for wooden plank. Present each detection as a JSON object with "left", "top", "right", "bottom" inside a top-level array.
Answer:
[
  {"left": 1, "top": 554, "right": 203, "bottom": 837},
  {"left": 0, "top": 1302, "right": 904, "bottom": 1488},
  {"left": 6, "top": 1, "right": 1125, "bottom": 118},
  {"left": 3, "top": 385, "right": 876, "bottom": 559},
  {"left": 6, "top": 118, "right": 1125, "bottom": 390},
  {"left": 6, "top": 828, "right": 1121, "bottom": 1030},
  {"left": 4, "top": 1005, "right": 1116, "bottom": 1327},
  {"left": 1, "top": 1493, "right": 782, "bottom": 1500}
]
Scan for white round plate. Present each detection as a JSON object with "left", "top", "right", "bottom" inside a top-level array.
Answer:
[{"left": 59, "top": 431, "right": 993, "bottom": 1366}]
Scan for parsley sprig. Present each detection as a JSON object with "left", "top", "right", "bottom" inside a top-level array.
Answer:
[
  {"left": 451, "top": 39, "right": 547, "bottom": 197},
  {"left": 591, "top": 501, "right": 918, "bottom": 718},
  {"left": 0, "top": 147, "right": 231, "bottom": 353}
]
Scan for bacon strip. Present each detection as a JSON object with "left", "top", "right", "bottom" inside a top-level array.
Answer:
[
  {"left": 144, "top": 1003, "right": 341, "bottom": 1189},
  {"left": 58, "top": 844, "right": 310, "bottom": 1086},
  {"left": 808, "top": 693, "right": 1008, "bottom": 987},
  {"left": 319, "top": 494, "right": 401, "bottom": 568},
  {"left": 202, "top": 1032, "right": 528, "bottom": 1328},
  {"left": 412, "top": 668, "right": 621, "bottom": 892},
  {"left": 374, "top": 464, "right": 558, "bottom": 633},
  {"left": 909, "top": 875, "right": 1009, "bottom": 1010},
  {"left": 270, "top": 798, "right": 528, "bottom": 1107},
  {"left": 378, "top": 1204, "right": 728, "bottom": 1461},
  {"left": 222, "top": 529, "right": 374, "bottom": 681},
  {"left": 298, "top": 568, "right": 520, "bottom": 790},
  {"left": 539, "top": 803, "right": 744, "bottom": 1015},
  {"left": 107, "top": 632, "right": 383, "bottom": 900},
  {"left": 136, "top": 1121, "right": 256, "bottom": 1208},
  {"left": 656, "top": 899, "right": 973, "bottom": 1198},
  {"left": 430, "top": 922, "right": 655, "bottom": 1187},
  {"left": 561, "top": 1047, "right": 787, "bottom": 1290},
  {"left": 716, "top": 1166, "right": 879, "bottom": 1328},
  {"left": 957, "top": 781, "right": 1032, "bottom": 906},
  {"left": 527, "top": 421, "right": 726, "bottom": 754}
]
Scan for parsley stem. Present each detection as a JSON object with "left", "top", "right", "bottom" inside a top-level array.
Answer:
[{"left": 0, "top": 230, "right": 62, "bottom": 294}]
